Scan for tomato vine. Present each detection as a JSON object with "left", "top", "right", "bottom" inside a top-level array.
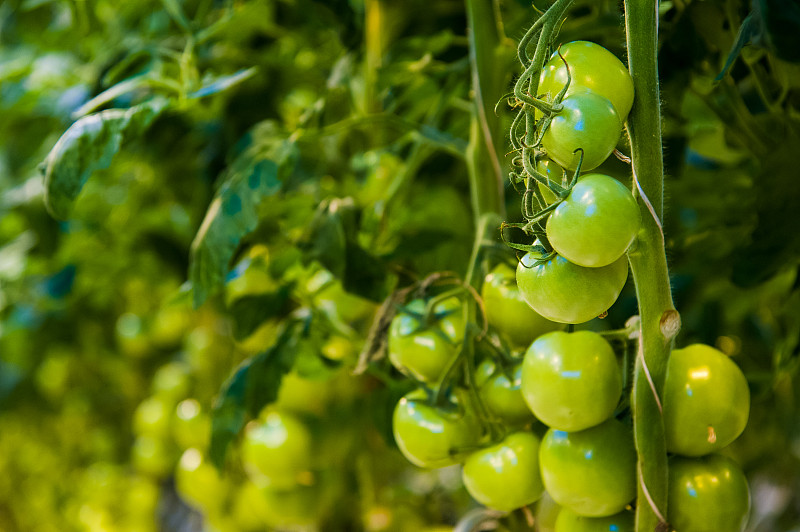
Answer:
[{"left": 624, "top": 0, "right": 678, "bottom": 529}]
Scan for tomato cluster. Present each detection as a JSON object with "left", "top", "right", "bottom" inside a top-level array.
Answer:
[
  {"left": 520, "top": 329, "right": 636, "bottom": 522},
  {"left": 385, "top": 275, "right": 750, "bottom": 529},
  {"left": 383, "top": 38, "right": 753, "bottom": 532},
  {"left": 513, "top": 41, "right": 641, "bottom": 325},
  {"left": 663, "top": 344, "right": 752, "bottom": 531},
  {"left": 386, "top": 272, "right": 638, "bottom": 521}
]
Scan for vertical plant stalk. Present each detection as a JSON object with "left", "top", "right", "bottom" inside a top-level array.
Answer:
[
  {"left": 364, "top": 0, "right": 385, "bottom": 116},
  {"left": 465, "top": 0, "right": 508, "bottom": 226},
  {"left": 624, "top": 1, "right": 678, "bottom": 531}
]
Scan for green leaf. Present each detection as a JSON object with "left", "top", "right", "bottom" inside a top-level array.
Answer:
[
  {"left": 42, "top": 99, "right": 168, "bottom": 219},
  {"left": 300, "top": 198, "right": 393, "bottom": 303},
  {"left": 189, "top": 140, "right": 295, "bottom": 308},
  {"left": 208, "top": 321, "right": 300, "bottom": 469},
  {"left": 71, "top": 76, "right": 174, "bottom": 118},
  {"left": 228, "top": 286, "right": 292, "bottom": 341},
  {"left": 187, "top": 67, "right": 258, "bottom": 99},
  {"left": 159, "top": 0, "right": 192, "bottom": 33},
  {"left": 415, "top": 124, "right": 469, "bottom": 158},
  {"left": 715, "top": 13, "right": 759, "bottom": 82},
  {"left": 301, "top": 198, "right": 353, "bottom": 280}
]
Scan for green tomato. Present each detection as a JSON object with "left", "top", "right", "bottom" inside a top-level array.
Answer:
[
  {"left": 663, "top": 344, "right": 750, "bottom": 457},
  {"left": 477, "top": 359, "right": 536, "bottom": 426},
  {"left": 150, "top": 305, "right": 192, "bottom": 348},
  {"left": 668, "top": 454, "right": 750, "bottom": 532},
  {"left": 555, "top": 508, "right": 634, "bottom": 532},
  {"left": 392, "top": 389, "right": 481, "bottom": 468},
  {"left": 175, "top": 448, "right": 226, "bottom": 512},
  {"left": 241, "top": 409, "right": 313, "bottom": 488},
  {"left": 116, "top": 312, "right": 153, "bottom": 359},
  {"left": 482, "top": 263, "right": 564, "bottom": 347},
  {"left": 233, "top": 480, "right": 321, "bottom": 530},
  {"left": 539, "top": 419, "right": 636, "bottom": 517},
  {"left": 125, "top": 476, "right": 160, "bottom": 527},
  {"left": 541, "top": 92, "right": 621, "bottom": 172},
  {"left": 521, "top": 331, "right": 621, "bottom": 431},
  {"left": 462, "top": 432, "right": 544, "bottom": 512},
  {"left": 388, "top": 297, "right": 464, "bottom": 383},
  {"left": 150, "top": 361, "right": 192, "bottom": 401},
  {"left": 516, "top": 248, "right": 628, "bottom": 324},
  {"left": 276, "top": 371, "right": 334, "bottom": 416},
  {"left": 172, "top": 398, "right": 211, "bottom": 451},
  {"left": 309, "top": 268, "right": 375, "bottom": 324},
  {"left": 546, "top": 174, "right": 641, "bottom": 268},
  {"left": 133, "top": 395, "right": 173, "bottom": 439},
  {"left": 321, "top": 334, "right": 355, "bottom": 362},
  {"left": 315, "top": 283, "right": 376, "bottom": 325},
  {"left": 131, "top": 435, "right": 175, "bottom": 478},
  {"left": 539, "top": 41, "right": 635, "bottom": 118}
]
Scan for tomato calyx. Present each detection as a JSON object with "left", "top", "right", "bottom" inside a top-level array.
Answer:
[{"left": 500, "top": 224, "right": 557, "bottom": 256}]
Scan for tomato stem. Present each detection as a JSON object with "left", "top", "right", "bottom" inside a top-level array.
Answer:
[
  {"left": 465, "top": 0, "right": 508, "bottom": 228},
  {"left": 623, "top": 2, "right": 678, "bottom": 531},
  {"left": 466, "top": 213, "right": 504, "bottom": 288}
]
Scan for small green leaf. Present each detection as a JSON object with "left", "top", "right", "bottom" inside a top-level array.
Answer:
[
  {"left": 228, "top": 286, "right": 292, "bottom": 341},
  {"left": 187, "top": 67, "right": 258, "bottom": 99},
  {"left": 301, "top": 198, "right": 352, "bottom": 280},
  {"left": 208, "top": 322, "right": 299, "bottom": 469},
  {"left": 159, "top": 0, "right": 192, "bottom": 33},
  {"left": 715, "top": 14, "right": 759, "bottom": 82},
  {"left": 42, "top": 99, "right": 168, "bottom": 219},
  {"left": 415, "top": 124, "right": 469, "bottom": 158}
]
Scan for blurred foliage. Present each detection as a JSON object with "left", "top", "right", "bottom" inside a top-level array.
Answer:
[{"left": 2, "top": 0, "right": 800, "bottom": 531}]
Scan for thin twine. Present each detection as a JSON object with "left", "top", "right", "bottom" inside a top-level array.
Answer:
[
  {"left": 631, "top": 163, "right": 664, "bottom": 239},
  {"left": 637, "top": 337, "right": 663, "bottom": 414},
  {"left": 629, "top": 141, "right": 665, "bottom": 415},
  {"left": 638, "top": 461, "right": 668, "bottom": 525},
  {"left": 631, "top": 163, "right": 668, "bottom": 528}
]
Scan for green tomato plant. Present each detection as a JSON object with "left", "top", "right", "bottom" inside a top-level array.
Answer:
[
  {"left": 521, "top": 330, "right": 622, "bottom": 432},
  {"left": 539, "top": 419, "right": 637, "bottom": 517},
  {"left": 554, "top": 508, "right": 635, "bottom": 532},
  {"left": 14, "top": 0, "right": 773, "bottom": 528},
  {"left": 663, "top": 344, "right": 750, "bottom": 457},
  {"left": 392, "top": 388, "right": 482, "bottom": 469},
  {"left": 540, "top": 91, "right": 622, "bottom": 171},
  {"left": 481, "top": 263, "right": 564, "bottom": 347},
  {"left": 516, "top": 248, "right": 629, "bottom": 324},
  {"left": 475, "top": 359, "right": 536, "bottom": 427},
  {"left": 461, "top": 432, "right": 544, "bottom": 512},
  {"left": 538, "top": 41, "right": 636, "bottom": 118},
  {"left": 240, "top": 408, "right": 313, "bottom": 489},
  {"left": 667, "top": 454, "right": 751, "bottom": 532},
  {"left": 388, "top": 296, "right": 465, "bottom": 384},
  {"left": 545, "top": 174, "right": 641, "bottom": 268}
]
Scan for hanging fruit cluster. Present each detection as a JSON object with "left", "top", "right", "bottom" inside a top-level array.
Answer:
[
  {"left": 384, "top": 5, "right": 753, "bottom": 531},
  {"left": 506, "top": 37, "right": 641, "bottom": 326}
]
